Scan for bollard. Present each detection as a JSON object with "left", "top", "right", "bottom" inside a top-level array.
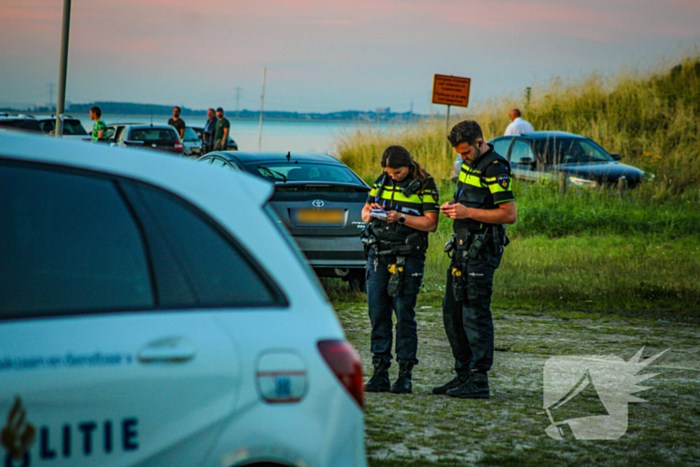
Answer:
[
  {"left": 559, "top": 171, "right": 567, "bottom": 195},
  {"left": 617, "top": 177, "right": 627, "bottom": 196}
]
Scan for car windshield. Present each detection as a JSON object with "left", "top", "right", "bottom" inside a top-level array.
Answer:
[
  {"left": 534, "top": 137, "right": 612, "bottom": 165},
  {"left": 249, "top": 162, "right": 361, "bottom": 184},
  {"left": 182, "top": 127, "right": 199, "bottom": 142}
]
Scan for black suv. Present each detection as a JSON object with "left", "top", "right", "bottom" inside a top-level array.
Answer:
[
  {"left": 489, "top": 131, "right": 647, "bottom": 188},
  {"left": 0, "top": 114, "right": 89, "bottom": 140}
]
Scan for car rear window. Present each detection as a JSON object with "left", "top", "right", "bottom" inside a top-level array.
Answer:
[
  {"left": 130, "top": 128, "right": 178, "bottom": 142},
  {"left": 38, "top": 119, "right": 89, "bottom": 136},
  {"left": 122, "top": 182, "right": 287, "bottom": 308},
  {"left": 247, "top": 162, "right": 362, "bottom": 184},
  {"left": 0, "top": 119, "right": 42, "bottom": 132}
]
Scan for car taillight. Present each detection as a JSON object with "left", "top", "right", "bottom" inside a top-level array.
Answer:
[
  {"left": 317, "top": 339, "right": 363, "bottom": 409},
  {"left": 174, "top": 141, "right": 183, "bottom": 152}
]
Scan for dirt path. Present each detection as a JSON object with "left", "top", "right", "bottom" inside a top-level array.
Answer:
[{"left": 336, "top": 303, "right": 700, "bottom": 466}]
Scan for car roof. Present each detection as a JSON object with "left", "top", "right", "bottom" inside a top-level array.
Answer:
[
  {"left": 123, "top": 124, "right": 177, "bottom": 130},
  {"left": 0, "top": 132, "right": 271, "bottom": 208},
  {"left": 494, "top": 131, "right": 587, "bottom": 140},
  {"left": 214, "top": 151, "right": 343, "bottom": 165}
]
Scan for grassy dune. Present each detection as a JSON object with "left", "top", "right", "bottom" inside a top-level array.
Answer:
[
  {"left": 333, "top": 53, "right": 700, "bottom": 313},
  {"left": 337, "top": 54, "right": 700, "bottom": 196}
]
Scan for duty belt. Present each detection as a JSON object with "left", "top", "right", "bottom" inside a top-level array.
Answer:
[{"left": 445, "top": 225, "right": 509, "bottom": 302}]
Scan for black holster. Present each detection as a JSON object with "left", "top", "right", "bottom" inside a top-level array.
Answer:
[{"left": 387, "top": 256, "right": 406, "bottom": 297}]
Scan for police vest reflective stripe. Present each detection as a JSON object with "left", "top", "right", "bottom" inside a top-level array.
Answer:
[
  {"left": 368, "top": 176, "right": 436, "bottom": 246},
  {"left": 454, "top": 151, "right": 512, "bottom": 231},
  {"left": 373, "top": 186, "right": 424, "bottom": 205}
]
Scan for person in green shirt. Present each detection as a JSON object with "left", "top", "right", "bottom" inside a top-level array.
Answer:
[
  {"left": 214, "top": 107, "right": 230, "bottom": 150},
  {"left": 90, "top": 106, "right": 106, "bottom": 142}
]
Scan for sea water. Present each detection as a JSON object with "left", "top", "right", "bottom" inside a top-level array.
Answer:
[{"left": 76, "top": 115, "right": 392, "bottom": 156}]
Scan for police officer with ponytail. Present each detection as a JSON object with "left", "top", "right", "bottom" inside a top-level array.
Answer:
[
  {"left": 434, "top": 120, "right": 517, "bottom": 399},
  {"left": 361, "top": 146, "right": 439, "bottom": 394}
]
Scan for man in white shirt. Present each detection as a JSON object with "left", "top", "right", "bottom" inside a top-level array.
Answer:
[{"left": 504, "top": 109, "right": 534, "bottom": 135}]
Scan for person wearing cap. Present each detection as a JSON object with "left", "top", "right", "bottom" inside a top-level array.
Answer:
[{"left": 214, "top": 107, "right": 230, "bottom": 151}]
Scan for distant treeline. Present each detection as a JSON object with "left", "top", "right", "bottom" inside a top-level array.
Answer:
[{"left": 61, "top": 102, "right": 423, "bottom": 122}]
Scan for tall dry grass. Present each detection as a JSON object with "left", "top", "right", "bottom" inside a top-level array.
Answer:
[{"left": 337, "top": 54, "right": 700, "bottom": 196}]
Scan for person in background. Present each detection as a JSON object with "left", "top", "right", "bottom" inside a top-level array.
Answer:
[
  {"left": 504, "top": 108, "right": 534, "bottom": 136},
  {"left": 202, "top": 108, "right": 217, "bottom": 154},
  {"left": 90, "top": 106, "right": 106, "bottom": 142},
  {"left": 214, "top": 107, "right": 230, "bottom": 151},
  {"left": 168, "top": 106, "right": 186, "bottom": 139},
  {"left": 361, "top": 146, "right": 439, "bottom": 395},
  {"left": 436, "top": 120, "right": 516, "bottom": 400}
]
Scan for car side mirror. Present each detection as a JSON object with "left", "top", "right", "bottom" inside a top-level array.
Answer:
[{"left": 610, "top": 153, "right": 621, "bottom": 161}]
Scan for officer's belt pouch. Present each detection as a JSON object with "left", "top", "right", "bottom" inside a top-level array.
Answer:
[
  {"left": 455, "top": 229, "right": 471, "bottom": 251},
  {"left": 387, "top": 262, "right": 404, "bottom": 297},
  {"left": 451, "top": 266, "right": 465, "bottom": 302}
]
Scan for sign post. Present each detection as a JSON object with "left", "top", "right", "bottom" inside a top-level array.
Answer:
[
  {"left": 55, "top": 0, "right": 72, "bottom": 138},
  {"left": 432, "top": 74, "right": 471, "bottom": 158}
]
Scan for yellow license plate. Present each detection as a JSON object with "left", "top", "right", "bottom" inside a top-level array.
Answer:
[{"left": 294, "top": 209, "right": 344, "bottom": 225}]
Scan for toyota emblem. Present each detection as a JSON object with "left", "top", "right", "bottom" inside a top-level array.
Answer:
[{"left": 312, "top": 200, "right": 325, "bottom": 208}]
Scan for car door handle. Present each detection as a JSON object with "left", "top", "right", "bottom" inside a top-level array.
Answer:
[{"left": 138, "top": 336, "right": 197, "bottom": 363}]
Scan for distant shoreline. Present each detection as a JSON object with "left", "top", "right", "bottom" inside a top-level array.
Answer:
[{"left": 1, "top": 111, "right": 420, "bottom": 124}]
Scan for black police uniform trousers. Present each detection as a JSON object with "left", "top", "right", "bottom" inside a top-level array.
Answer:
[
  {"left": 441, "top": 240, "right": 503, "bottom": 376},
  {"left": 366, "top": 250, "right": 424, "bottom": 365}
]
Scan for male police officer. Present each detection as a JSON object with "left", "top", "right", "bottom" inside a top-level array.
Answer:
[{"left": 435, "top": 120, "right": 517, "bottom": 399}]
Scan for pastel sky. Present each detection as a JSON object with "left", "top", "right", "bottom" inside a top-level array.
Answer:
[{"left": 1, "top": 0, "right": 698, "bottom": 113}]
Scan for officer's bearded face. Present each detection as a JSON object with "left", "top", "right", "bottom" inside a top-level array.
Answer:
[{"left": 454, "top": 142, "right": 478, "bottom": 163}]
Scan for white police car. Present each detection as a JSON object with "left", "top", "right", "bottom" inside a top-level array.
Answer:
[{"left": 0, "top": 132, "right": 366, "bottom": 467}]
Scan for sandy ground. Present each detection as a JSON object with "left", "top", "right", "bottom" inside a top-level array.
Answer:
[{"left": 336, "top": 302, "right": 700, "bottom": 466}]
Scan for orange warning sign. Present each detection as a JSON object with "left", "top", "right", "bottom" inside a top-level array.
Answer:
[{"left": 432, "top": 74, "right": 471, "bottom": 107}]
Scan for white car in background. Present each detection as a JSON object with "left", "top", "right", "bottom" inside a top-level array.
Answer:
[
  {"left": 0, "top": 132, "right": 366, "bottom": 467},
  {"left": 181, "top": 126, "right": 203, "bottom": 156}
]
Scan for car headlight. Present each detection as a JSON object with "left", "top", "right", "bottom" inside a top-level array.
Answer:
[{"left": 568, "top": 176, "right": 598, "bottom": 188}]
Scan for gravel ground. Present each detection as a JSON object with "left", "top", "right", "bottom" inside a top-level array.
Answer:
[{"left": 335, "top": 301, "right": 700, "bottom": 466}]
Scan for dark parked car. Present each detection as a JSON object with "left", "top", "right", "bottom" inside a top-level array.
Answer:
[
  {"left": 104, "top": 124, "right": 183, "bottom": 154},
  {"left": 198, "top": 151, "right": 369, "bottom": 288},
  {"left": 191, "top": 126, "right": 238, "bottom": 152},
  {"left": 0, "top": 114, "right": 89, "bottom": 140},
  {"left": 488, "top": 131, "right": 647, "bottom": 188}
]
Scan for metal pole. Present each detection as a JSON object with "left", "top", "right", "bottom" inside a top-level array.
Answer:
[
  {"left": 55, "top": 0, "right": 72, "bottom": 138},
  {"left": 258, "top": 67, "right": 266, "bottom": 151},
  {"left": 444, "top": 105, "right": 451, "bottom": 159}
]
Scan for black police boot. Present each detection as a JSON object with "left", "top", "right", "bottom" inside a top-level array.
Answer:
[
  {"left": 390, "top": 360, "right": 414, "bottom": 394},
  {"left": 365, "top": 357, "right": 391, "bottom": 393},
  {"left": 432, "top": 373, "right": 468, "bottom": 395},
  {"left": 446, "top": 371, "right": 490, "bottom": 399}
]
